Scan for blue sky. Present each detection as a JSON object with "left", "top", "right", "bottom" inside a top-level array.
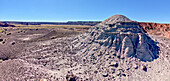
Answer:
[{"left": 0, "top": 0, "right": 170, "bottom": 23}]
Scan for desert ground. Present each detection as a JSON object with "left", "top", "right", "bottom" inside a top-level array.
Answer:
[
  {"left": 0, "top": 25, "right": 89, "bottom": 80},
  {"left": 0, "top": 15, "right": 170, "bottom": 81}
]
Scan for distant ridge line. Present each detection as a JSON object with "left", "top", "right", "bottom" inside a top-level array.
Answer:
[{"left": 0, "top": 21, "right": 102, "bottom": 26}]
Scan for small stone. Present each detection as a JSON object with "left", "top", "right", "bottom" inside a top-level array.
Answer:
[
  {"left": 7, "top": 33, "right": 11, "bottom": 35},
  {"left": 11, "top": 42, "right": 16, "bottom": 45},
  {"left": 111, "top": 68, "right": 115, "bottom": 73},
  {"left": 117, "top": 55, "right": 121, "bottom": 59},
  {"left": 0, "top": 39, "right": 3, "bottom": 42},
  {"left": 133, "top": 64, "right": 138, "bottom": 69},
  {"left": 158, "top": 71, "right": 160, "bottom": 73},
  {"left": 117, "top": 73, "right": 121, "bottom": 77},
  {"left": 120, "top": 56, "right": 125, "bottom": 59},
  {"left": 105, "top": 52, "right": 109, "bottom": 55},
  {"left": 118, "top": 69, "right": 124, "bottom": 72},
  {"left": 113, "top": 54, "right": 116, "bottom": 56},
  {"left": 2, "top": 41, "right": 5, "bottom": 44},
  {"left": 102, "top": 72, "right": 108, "bottom": 77},
  {"left": 53, "top": 50, "right": 57, "bottom": 53},
  {"left": 40, "top": 79, "right": 47, "bottom": 81},
  {"left": 97, "top": 53, "right": 102, "bottom": 56},
  {"left": 126, "top": 67, "right": 130, "bottom": 70},
  {"left": 122, "top": 74, "right": 126, "bottom": 77},
  {"left": 110, "top": 61, "right": 118, "bottom": 67},
  {"left": 142, "top": 65, "right": 147, "bottom": 72},
  {"left": 66, "top": 71, "right": 78, "bottom": 81},
  {"left": 94, "top": 70, "right": 98, "bottom": 74}
]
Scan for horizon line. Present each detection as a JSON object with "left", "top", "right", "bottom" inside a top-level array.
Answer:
[
  {"left": 0, "top": 20, "right": 170, "bottom": 24},
  {"left": 0, "top": 20, "right": 102, "bottom": 22}
]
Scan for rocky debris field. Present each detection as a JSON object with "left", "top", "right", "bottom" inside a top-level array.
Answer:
[{"left": 0, "top": 15, "right": 170, "bottom": 81}]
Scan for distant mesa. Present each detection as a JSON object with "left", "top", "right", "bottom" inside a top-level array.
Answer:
[
  {"left": 0, "top": 21, "right": 101, "bottom": 26},
  {"left": 0, "top": 22, "right": 4, "bottom": 25},
  {"left": 72, "top": 14, "right": 160, "bottom": 62},
  {"left": 0, "top": 22, "right": 15, "bottom": 27}
]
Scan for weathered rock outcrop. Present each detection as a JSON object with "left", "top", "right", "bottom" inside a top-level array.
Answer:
[
  {"left": 139, "top": 22, "right": 170, "bottom": 31},
  {"left": 138, "top": 22, "right": 170, "bottom": 39},
  {"left": 72, "top": 15, "right": 159, "bottom": 62}
]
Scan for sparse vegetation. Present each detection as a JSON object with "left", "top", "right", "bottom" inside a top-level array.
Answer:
[
  {"left": 0, "top": 59, "right": 3, "bottom": 63},
  {"left": 0, "top": 29, "right": 4, "bottom": 33}
]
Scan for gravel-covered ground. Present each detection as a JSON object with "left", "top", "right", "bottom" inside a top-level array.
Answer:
[{"left": 0, "top": 27, "right": 170, "bottom": 81}]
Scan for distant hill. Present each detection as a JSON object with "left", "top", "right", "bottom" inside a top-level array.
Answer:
[
  {"left": 0, "top": 22, "right": 15, "bottom": 27},
  {"left": 0, "top": 21, "right": 101, "bottom": 26}
]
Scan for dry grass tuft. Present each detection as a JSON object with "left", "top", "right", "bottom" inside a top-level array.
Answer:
[{"left": 0, "top": 29, "right": 4, "bottom": 33}]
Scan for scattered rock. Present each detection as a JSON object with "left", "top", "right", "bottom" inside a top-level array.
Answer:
[
  {"left": 113, "top": 54, "right": 117, "bottom": 56},
  {"left": 2, "top": 41, "right": 5, "bottom": 44},
  {"left": 110, "top": 61, "right": 118, "bottom": 67},
  {"left": 142, "top": 65, "right": 147, "bottom": 72},
  {"left": 122, "top": 74, "right": 126, "bottom": 77},
  {"left": 110, "top": 68, "right": 116, "bottom": 73},
  {"left": 97, "top": 53, "right": 102, "bottom": 56},
  {"left": 94, "top": 70, "right": 98, "bottom": 74},
  {"left": 11, "top": 41, "right": 16, "bottom": 45},
  {"left": 0, "top": 39, "right": 3, "bottom": 42},
  {"left": 40, "top": 79, "right": 47, "bottom": 81},
  {"left": 117, "top": 55, "right": 121, "bottom": 59},
  {"left": 133, "top": 64, "right": 138, "bottom": 69},
  {"left": 66, "top": 72, "right": 78, "bottom": 81},
  {"left": 116, "top": 71, "right": 121, "bottom": 77},
  {"left": 53, "top": 50, "right": 57, "bottom": 53},
  {"left": 7, "top": 33, "right": 11, "bottom": 35},
  {"left": 102, "top": 72, "right": 108, "bottom": 77},
  {"left": 4, "top": 29, "right": 7, "bottom": 31},
  {"left": 120, "top": 55, "right": 125, "bottom": 59}
]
